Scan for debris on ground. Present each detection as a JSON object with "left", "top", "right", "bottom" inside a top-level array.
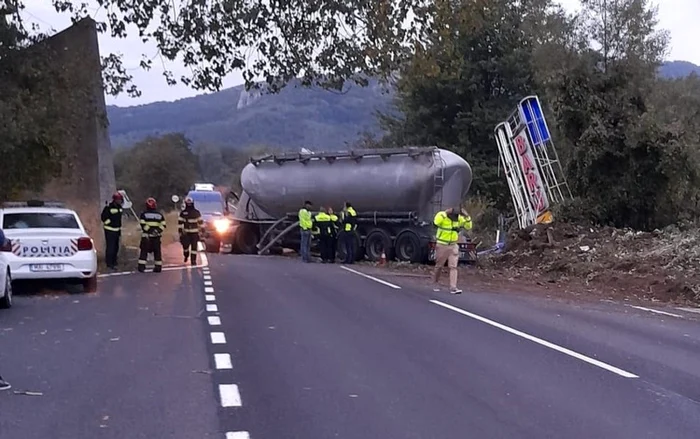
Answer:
[
  {"left": 371, "top": 222, "right": 700, "bottom": 305},
  {"left": 476, "top": 222, "right": 700, "bottom": 304}
]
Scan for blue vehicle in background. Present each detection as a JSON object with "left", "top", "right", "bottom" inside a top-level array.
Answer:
[{"left": 186, "top": 183, "right": 233, "bottom": 253}]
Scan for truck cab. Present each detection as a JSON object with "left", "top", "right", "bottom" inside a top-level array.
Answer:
[{"left": 187, "top": 185, "right": 233, "bottom": 253}]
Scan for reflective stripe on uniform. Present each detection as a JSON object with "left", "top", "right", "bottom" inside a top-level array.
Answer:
[{"left": 103, "top": 225, "right": 120, "bottom": 232}]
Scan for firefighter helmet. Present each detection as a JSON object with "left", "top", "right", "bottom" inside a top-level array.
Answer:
[
  {"left": 112, "top": 192, "right": 123, "bottom": 202},
  {"left": 184, "top": 196, "right": 194, "bottom": 206},
  {"left": 146, "top": 197, "right": 157, "bottom": 209}
]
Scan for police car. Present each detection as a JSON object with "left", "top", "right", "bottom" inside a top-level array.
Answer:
[
  {"left": 0, "top": 201, "right": 98, "bottom": 292},
  {"left": 0, "top": 241, "right": 10, "bottom": 308}
]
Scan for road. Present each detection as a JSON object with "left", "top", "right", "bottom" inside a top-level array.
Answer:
[{"left": 3, "top": 249, "right": 700, "bottom": 438}]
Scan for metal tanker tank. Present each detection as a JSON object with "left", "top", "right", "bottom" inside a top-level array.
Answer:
[{"left": 237, "top": 147, "right": 472, "bottom": 222}]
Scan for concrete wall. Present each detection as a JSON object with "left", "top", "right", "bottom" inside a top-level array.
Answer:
[{"left": 26, "top": 18, "right": 116, "bottom": 252}]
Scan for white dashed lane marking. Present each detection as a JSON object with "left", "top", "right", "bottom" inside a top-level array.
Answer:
[
  {"left": 207, "top": 304, "right": 218, "bottom": 312},
  {"left": 205, "top": 287, "right": 215, "bottom": 293},
  {"left": 205, "top": 294, "right": 216, "bottom": 302},
  {"left": 208, "top": 316, "right": 222, "bottom": 326},
  {"left": 219, "top": 384, "right": 242, "bottom": 407},
  {"left": 226, "top": 433, "right": 251, "bottom": 439},
  {"left": 215, "top": 353, "right": 233, "bottom": 369},
  {"left": 210, "top": 332, "right": 226, "bottom": 344}
]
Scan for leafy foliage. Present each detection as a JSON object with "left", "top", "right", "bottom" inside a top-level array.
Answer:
[
  {"left": 42, "top": 0, "right": 433, "bottom": 95},
  {"left": 114, "top": 133, "right": 201, "bottom": 208},
  {"left": 381, "top": 0, "right": 700, "bottom": 230}
]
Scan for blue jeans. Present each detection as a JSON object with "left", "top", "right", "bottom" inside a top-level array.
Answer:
[{"left": 300, "top": 230, "right": 311, "bottom": 262}]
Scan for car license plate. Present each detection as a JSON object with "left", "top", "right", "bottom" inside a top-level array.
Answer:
[{"left": 30, "top": 264, "right": 63, "bottom": 272}]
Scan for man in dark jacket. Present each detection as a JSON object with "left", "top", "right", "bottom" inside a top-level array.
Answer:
[
  {"left": 101, "top": 192, "right": 124, "bottom": 269},
  {"left": 178, "top": 197, "right": 204, "bottom": 266}
]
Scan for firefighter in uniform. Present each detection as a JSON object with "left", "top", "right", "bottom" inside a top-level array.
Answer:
[
  {"left": 340, "top": 201, "right": 357, "bottom": 264},
  {"left": 314, "top": 207, "right": 333, "bottom": 263},
  {"left": 138, "top": 197, "right": 167, "bottom": 273},
  {"left": 328, "top": 207, "right": 339, "bottom": 263},
  {"left": 178, "top": 197, "right": 204, "bottom": 266},
  {"left": 101, "top": 192, "right": 124, "bottom": 269},
  {"left": 432, "top": 207, "right": 472, "bottom": 294}
]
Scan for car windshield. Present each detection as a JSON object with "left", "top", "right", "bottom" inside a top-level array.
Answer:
[
  {"left": 2, "top": 212, "right": 80, "bottom": 229},
  {"left": 188, "top": 191, "right": 225, "bottom": 215}
]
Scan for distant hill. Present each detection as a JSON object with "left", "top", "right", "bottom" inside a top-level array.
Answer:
[
  {"left": 107, "top": 79, "right": 393, "bottom": 150},
  {"left": 107, "top": 61, "right": 699, "bottom": 150}
]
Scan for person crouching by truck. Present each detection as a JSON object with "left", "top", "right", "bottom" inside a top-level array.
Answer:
[
  {"left": 432, "top": 207, "right": 473, "bottom": 294},
  {"left": 298, "top": 200, "right": 313, "bottom": 262},
  {"left": 314, "top": 207, "right": 334, "bottom": 263},
  {"left": 340, "top": 202, "right": 357, "bottom": 264}
]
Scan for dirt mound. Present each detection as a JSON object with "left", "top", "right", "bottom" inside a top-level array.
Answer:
[{"left": 481, "top": 222, "right": 700, "bottom": 303}]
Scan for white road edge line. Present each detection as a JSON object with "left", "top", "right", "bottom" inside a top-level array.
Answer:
[
  {"left": 205, "top": 294, "right": 216, "bottom": 302},
  {"left": 676, "top": 307, "right": 700, "bottom": 315},
  {"left": 206, "top": 304, "right": 218, "bottom": 312},
  {"left": 219, "top": 384, "right": 242, "bottom": 407},
  {"left": 430, "top": 300, "right": 639, "bottom": 379},
  {"left": 226, "top": 432, "right": 250, "bottom": 439},
  {"left": 210, "top": 332, "right": 226, "bottom": 344},
  {"left": 208, "top": 316, "right": 222, "bottom": 326},
  {"left": 214, "top": 353, "right": 233, "bottom": 369},
  {"left": 340, "top": 266, "right": 401, "bottom": 289},
  {"left": 629, "top": 305, "right": 683, "bottom": 318}
]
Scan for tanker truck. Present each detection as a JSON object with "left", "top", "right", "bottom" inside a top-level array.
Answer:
[{"left": 227, "top": 146, "right": 476, "bottom": 264}]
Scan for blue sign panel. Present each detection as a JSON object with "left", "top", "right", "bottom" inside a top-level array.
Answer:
[{"left": 519, "top": 96, "right": 551, "bottom": 147}]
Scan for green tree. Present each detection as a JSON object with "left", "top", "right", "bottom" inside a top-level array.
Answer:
[
  {"left": 381, "top": 0, "right": 567, "bottom": 208},
  {"left": 114, "top": 133, "right": 201, "bottom": 208},
  {"left": 546, "top": 0, "right": 698, "bottom": 229}
]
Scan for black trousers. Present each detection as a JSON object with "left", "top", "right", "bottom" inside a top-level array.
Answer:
[
  {"left": 329, "top": 233, "right": 338, "bottom": 262},
  {"left": 340, "top": 231, "right": 355, "bottom": 264},
  {"left": 181, "top": 233, "right": 199, "bottom": 264},
  {"left": 319, "top": 234, "right": 333, "bottom": 262},
  {"left": 104, "top": 230, "right": 120, "bottom": 268},
  {"left": 138, "top": 236, "right": 162, "bottom": 272}
]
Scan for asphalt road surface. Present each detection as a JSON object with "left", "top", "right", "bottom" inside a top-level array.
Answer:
[{"left": 3, "top": 249, "right": 700, "bottom": 439}]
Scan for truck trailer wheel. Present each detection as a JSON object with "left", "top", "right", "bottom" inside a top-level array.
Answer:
[
  {"left": 364, "top": 229, "right": 394, "bottom": 262},
  {"left": 234, "top": 223, "right": 259, "bottom": 254},
  {"left": 394, "top": 230, "right": 422, "bottom": 263}
]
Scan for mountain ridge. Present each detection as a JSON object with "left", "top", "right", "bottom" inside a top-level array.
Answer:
[{"left": 107, "top": 60, "right": 700, "bottom": 150}]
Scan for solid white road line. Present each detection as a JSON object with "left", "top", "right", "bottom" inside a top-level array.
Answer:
[
  {"left": 431, "top": 300, "right": 639, "bottom": 379},
  {"left": 340, "top": 266, "right": 401, "bottom": 289},
  {"left": 226, "top": 433, "right": 250, "bottom": 439},
  {"left": 214, "top": 353, "right": 233, "bottom": 369},
  {"left": 210, "top": 332, "right": 226, "bottom": 344},
  {"left": 206, "top": 304, "right": 218, "bottom": 312},
  {"left": 97, "top": 271, "right": 134, "bottom": 278},
  {"left": 219, "top": 384, "right": 242, "bottom": 407},
  {"left": 629, "top": 305, "right": 683, "bottom": 318},
  {"left": 205, "top": 294, "right": 216, "bottom": 302},
  {"left": 208, "top": 316, "right": 222, "bottom": 326},
  {"left": 675, "top": 307, "right": 700, "bottom": 315},
  {"left": 205, "top": 287, "right": 215, "bottom": 293}
]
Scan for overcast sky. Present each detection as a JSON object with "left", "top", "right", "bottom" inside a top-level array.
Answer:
[{"left": 22, "top": 0, "right": 700, "bottom": 107}]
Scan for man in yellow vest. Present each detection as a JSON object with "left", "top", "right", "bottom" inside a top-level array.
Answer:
[
  {"left": 433, "top": 207, "right": 473, "bottom": 294},
  {"left": 298, "top": 200, "right": 313, "bottom": 262},
  {"left": 340, "top": 201, "right": 357, "bottom": 264},
  {"left": 314, "top": 206, "right": 334, "bottom": 263}
]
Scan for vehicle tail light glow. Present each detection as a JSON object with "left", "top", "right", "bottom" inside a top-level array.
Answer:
[{"left": 77, "top": 237, "right": 93, "bottom": 251}]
